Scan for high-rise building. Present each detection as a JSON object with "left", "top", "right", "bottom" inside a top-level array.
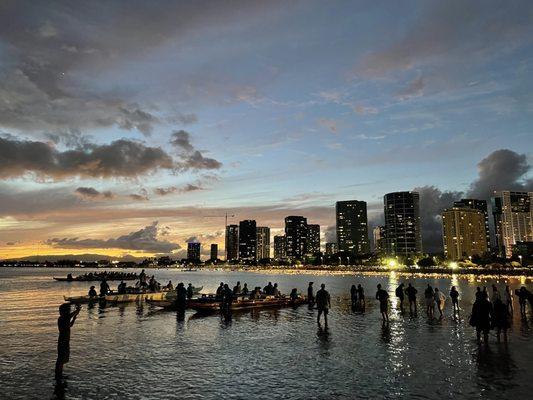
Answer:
[
  {"left": 285, "top": 216, "right": 307, "bottom": 259},
  {"left": 325, "top": 242, "right": 338, "bottom": 255},
  {"left": 256, "top": 226, "right": 271, "bottom": 260},
  {"left": 384, "top": 192, "right": 422, "bottom": 256},
  {"left": 442, "top": 207, "right": 488, "bottom": 260},
  {"left": 307, "top": 224, "right": 321, "bottom": 254},
  {"left": 336, "top": 200, "right": 370, "bottom": 255},
  {"left": 225, "top": 224, "right": 239, "bottom": 261},
  {"left": 187, "top": 242, "right": 201, "bottom": 261},
  {"left": 274, "top": 235, "right": 286, "bottom": 259},
  {"left": 239, "top": 220, "right": 257, "bottom": 261},
  {"left": 210, "top": 244, "right": 218, "bottom": 261},
  {"left": 492, "top": 191, "right": 533, "bottom": 258},
  {"left": 373, "top": 226, "right": 385, "bottom": 253},
  {"left": 454, "top": 199, "right": 491, "bottom": 250}
]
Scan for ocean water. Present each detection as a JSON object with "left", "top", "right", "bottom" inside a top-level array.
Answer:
[{"left": 1, "top": 267, "right": 533, "bottom": 400}]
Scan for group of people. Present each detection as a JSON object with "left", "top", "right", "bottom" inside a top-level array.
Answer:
[{"left": 64, "top": 271, "right": 138, "bottom": 281}]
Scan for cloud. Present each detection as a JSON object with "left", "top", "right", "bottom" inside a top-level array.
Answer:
[
  {"left": 317, "top": 118, "right": 338, "bottom": 134},
  {"left": 467, "top": 149, "right": 533, "bottom": 199},
  {"left": 324, "top": 225, "right": 336, "bottom": 243},
  {"left": 46, "top": 221, "right": 179, "bottom": 253},
  {"left": 354, "top": 105, "right": 378, "bottom": 115},
  {"left": 170, "top": 130, "right": 222, "bottom": 170},
  {"left": 396, "top": 76, "right": 425, "bottom": 100},
  {"left": 357, "top": 0, "right": 533, "bottom": 76},
  {"left": 154, "top": 184, "right": 203, "bottom": 196},
  {"left": 129, "top": 189, "right": 149, "bottom": 201},
  {"left": 0, "top": 134, "right": 221, "bottom": 180},
  {"left": 414, "top": 186, "right": 463, "bottom": 253},
  {"left": 174, "top": 113, "right": 198, "bottom": 125},
  {"left": 74, "top": 187, "right": 115, "bottom": 200}
]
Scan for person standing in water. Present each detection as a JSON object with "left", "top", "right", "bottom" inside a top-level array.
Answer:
[
  {"left": 470, "top": 291, "right": 492, "bottom": 344},
  {"left": 493, "top": 297, "right": 510, "bottom": 342},
  {"left": 504, "top": 285, "right": 513, "bottom": 315},
  {"left": 307, "top": 282, "right": 315, "bottom": 305},
  {"left": 350, "top": 285, "right": 358, "bottom": 307},
  {"left": 357, "top": 284, "right": 365, "bottom": 310},
  {"left": 55, "top": 303, "right": 81, "bottom": 381},
  {"left": 424, "top": 285, "right": 435, "bottom": 318},
  {"left": 434, "top": 288, "right": 446, "bottom": 318},
  {"left": 99, "top": 278, "right": 110, "bottom": 297},
  {"left": 405, "top": 283, "right": 417, "bottom": 315},
  {"left": 315, "top": 284, "right": 331, "bottom": 326},
  {"left": 395, "top": 283, "right": 405, "bottom": 312},
  {"left": 450, "top": 286, "right": 459, "bottom": 314},
  {"left": 376, "top": 284, "right": 389, "bottom": 324}
]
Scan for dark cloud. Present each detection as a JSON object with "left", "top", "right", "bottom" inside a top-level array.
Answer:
[
  {"left": 415, "top": 186, "right": 463, "bottom": 253},
  {"left": 324, "top": 225, "right": 336, "bottom": 243},
  {"left": 129, "top": 189, "right": 149, "bottom": 201},
  {"left": 75, "top": 187, "right": 115, "bottom": 200},
  {"left": 0, "top": 134, "right": 220, "bottom": 180},
  {"left": 358, "top": 0, "right": 533, "bottom": 76},
  {"left": 170, "top": 130, "right": 222, "bottom": 170},
  {"left": 467, "top": 149, "right": 533, "bottom": 199},
  {"left": 46, "top": 221, "right": 179, "bottom": 253}
]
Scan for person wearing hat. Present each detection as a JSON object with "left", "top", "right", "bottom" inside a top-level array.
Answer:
[{"left": 315, "top": 284, "right": 331, "bottom": 326}]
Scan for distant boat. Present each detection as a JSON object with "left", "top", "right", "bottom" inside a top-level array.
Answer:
[
  {"left": 63, "top": 295, "right": 103, "bottom": 303},
  {"left": 53, "top": 274, "right": 138, "bottom": 282}
]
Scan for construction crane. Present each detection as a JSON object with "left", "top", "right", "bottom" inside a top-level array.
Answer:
[{"left": 201, "top": 212, "right": 236, "bottom": 260}]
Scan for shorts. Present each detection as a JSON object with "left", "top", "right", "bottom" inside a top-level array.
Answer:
[
  {"left": 379, "top": 301, "right": 388, "bottom": 313},
  {"left": 317, "top": 307, "right": 329, "bottom": 315},
  {"left": 57, "top": 342, "right": 70, "bottom": 364}
]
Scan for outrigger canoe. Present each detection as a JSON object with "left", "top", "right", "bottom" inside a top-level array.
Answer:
[
  {"left": 147, "top": 295, "right": 307, "bottom": 312},
  {"left": 105, "top": 286, "right": 203, "bottom": 303},
  {"left": 54, "top": 276, "right": 137, "bottom": 282},
  {"left": 64, "top": 295, "right": 103, "bottom": 303}
]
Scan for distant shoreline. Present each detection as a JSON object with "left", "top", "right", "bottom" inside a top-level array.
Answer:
[{"left": 2, "top": 264, "right": 532, "bottom": 278}]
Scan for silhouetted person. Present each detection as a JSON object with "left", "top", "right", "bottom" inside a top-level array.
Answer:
[
  {"left": 66, "top": 273, "right": 73, "bottom": 281},
  {"left": 350, "top": 285, "right": 357, "bottom": 306},
  {"left": 166, "top": 280, "right": 174, "bottom": 290},
  {"left": 493, "top": 298, "right": 510, "bottom": 342},
  {"left": 308, "top": 282, "right": 315, "bottom": 305},
  {"left": 272, "top": 283, "right": 280, "bottom": 297},
  {"left": 395, "top": 283, "right": 405, "bottom": 312},
  {"left": 434, "top": 288, "right": 445, "bottom": 318},
  {"left": 88, "top": 286, "right": 97, "bottom": 298},
  {"left": 99, "top": 279, "right": 110, "bottom": 296},
  {"left": 290, "top": 288, "right": 298, "bottom": 302},
  {"left": 316, "top": 284, "right": 331, "bottom": 326},
  {"left": 357, "top": 284, "right": 365, "bottom": 309},
  {"left": 55, "top": 303, "right": 80, "bottom": 381},
  {"left": 215, "top": 282, "right": 224, "bottom": 300},
  {"left": 175, "top": 282, "right": 187, "bottom": 320},
  {"left": 117, "top": 280, "right": 126, "bottom": 294},
  {"left": 233, "top": 281, "right": 241, "bottom": 295},
  {"left": 450, "top": 286, "right": 459, "bottom": 314},
  {"left": 242, "top": 283, "right": 249, "bottom": 295},
  {"left": 470, "top": 291, "right": 492, "bottom": 344},
  {"left": 187, "top": 283, "right": 194, "bottom": 299},
  {"left": 491, "top": 284, "right": 501, "bottom": 304},
  {"left": 264, "top": 282, "right": 274, "bottom": 295},
  {"left": 222, "top": 284, "right": 233, "bottom": 314},
  {"left": 475, "top": 287, "right": 483, "bottom": 301},
  {"left": 376, "top": 284, "right": 389, "bottom": 323},
  {"left": 517, "top": 286, "right": 529, "bottom": 316},
  {"left": 405, "top": 283, "right": 417, "bottom": 314},
  {"left": 424, "top": 285, "right": 434, "bottom": 317},
  {"left": 504, "top": 285, "right": 513, "bottom": 314},
  {"left": 139, "top": 269, "right": 147, "bottom": 288}
]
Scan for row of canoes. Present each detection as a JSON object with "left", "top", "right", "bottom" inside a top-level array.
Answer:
[{"left": 64, "top": 286, "right": 203, "bottom": 304}]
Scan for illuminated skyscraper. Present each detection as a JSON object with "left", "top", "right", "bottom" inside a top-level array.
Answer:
[
  {"left": 454, "top": 199, "right": 491, "bottom": 250},
  {"left": 256, "top": 226, "right": 271, "bottom": 260},
  {"left": 492, "top": 191, "right": 533, "bottom": 258},
  {"left": 325, "top": 242, "right": 338, "bottom": 255},
  {"left": 442, "top": 207, "right": 488, "bottom": 260},
  {"left": 336, "top": 200, "right": 369, "bottom": 255},
  {"left": 225, "top": 224, "right": 239, "bottom": 261},
  {"left": 384, "top": 192, "right": 422, "bottom": 256},
  {"left": 239, "top": 220, "right": 257, "bottom": 261},
  {"left": 285, "top": 216, "right": 307, "bottom": 260},
  {"left": 307, "top": 224, "right": 320, "bottom": 254},
  {"left": 187, "top": 242, "right": 201, "bottom": 262},
  {"left": 274, "top": 235, "right": 286, "bottom": 259}
]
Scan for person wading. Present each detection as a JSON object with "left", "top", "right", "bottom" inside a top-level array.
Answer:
[
  {"left": 55, "top": 303, "right": 81, "bottom": 381},
  {"left": 316, "top": 284, "right": 331, "bottom": 326},
  {"left": 376, "top": 284, "right": 389, "bottom": 324}
]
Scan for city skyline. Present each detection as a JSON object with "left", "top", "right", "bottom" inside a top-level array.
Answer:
[{"left": 1, "top": 1, "right": 533, "bottom": 259}]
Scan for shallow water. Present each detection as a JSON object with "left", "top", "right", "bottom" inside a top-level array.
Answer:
[{"left": 1, "top": 268, "right": 533, "bottom": 400}]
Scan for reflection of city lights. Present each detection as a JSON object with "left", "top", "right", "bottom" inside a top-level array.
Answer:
[
  {"left": 449, "top": 262, "right": 459, "bottom": 269},
  {"left": 388, "top": 259, "right": 397, "bottom": 268}
]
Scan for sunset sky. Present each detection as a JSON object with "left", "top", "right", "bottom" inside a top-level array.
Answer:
[{"left": 1, "top": 0, "right": 532, "bottom": 259}]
